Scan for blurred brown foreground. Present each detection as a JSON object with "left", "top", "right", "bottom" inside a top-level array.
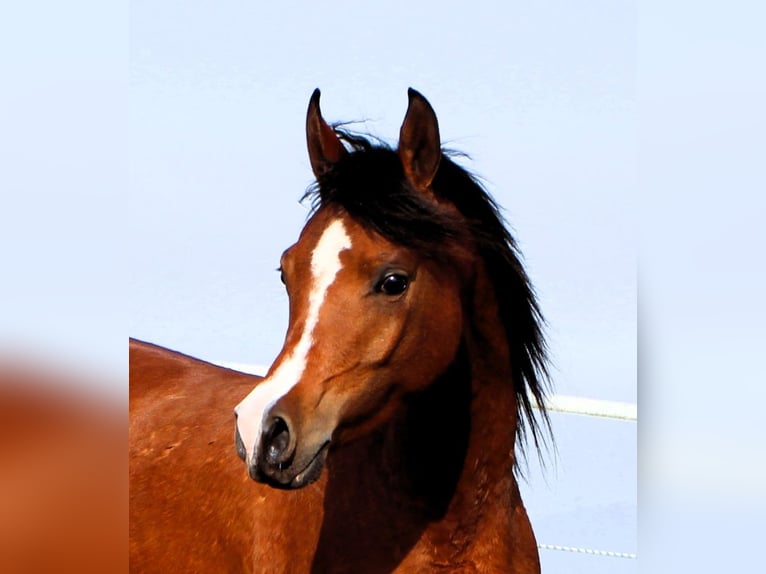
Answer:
[{"left": 0, "top": 354, "right": 126, "bottom": 573}]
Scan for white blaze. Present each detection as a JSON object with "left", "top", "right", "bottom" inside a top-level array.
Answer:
[{"left": 234, "top": 219, "right": 351, "bottom": 465}]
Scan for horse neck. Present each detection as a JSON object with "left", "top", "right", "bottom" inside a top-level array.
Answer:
[
  {"left": 386, "top": 258, "right": 521, "bottom": 522},
  {"left": 310, "top": 260, "right": 538, "bottom": 571}
]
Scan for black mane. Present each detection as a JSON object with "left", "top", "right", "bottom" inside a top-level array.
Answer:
[{"left": 304, "top": 130, "right": 552, "bottom": 463}]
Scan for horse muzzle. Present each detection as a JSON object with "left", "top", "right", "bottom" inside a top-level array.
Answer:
[{"left": 235, "top": 414, "right": 330, "bottom": 489}]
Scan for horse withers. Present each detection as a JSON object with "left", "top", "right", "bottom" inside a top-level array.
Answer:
[{"left": 130, "top": 89, "right": 550, "bottom": 573}]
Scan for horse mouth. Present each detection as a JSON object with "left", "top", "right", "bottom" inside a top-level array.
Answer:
[
  {"left": 290, "top": 441, "right": 330, "bottom": 488},
  {"left": 256, "top": 441, "right": 330, "bottom": 490}
]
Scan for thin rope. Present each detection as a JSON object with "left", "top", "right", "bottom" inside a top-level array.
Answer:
[{"left": 538, "top": 543, "right": 636, "bottom": 559}]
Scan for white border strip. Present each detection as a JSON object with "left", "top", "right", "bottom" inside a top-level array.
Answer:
[{"left": 214, "top": 362, "right": 637, "bottom": 422}]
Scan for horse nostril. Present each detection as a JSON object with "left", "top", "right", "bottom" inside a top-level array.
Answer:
[{"left": 263, "top": 416, "right": 291, "bottom": 467}]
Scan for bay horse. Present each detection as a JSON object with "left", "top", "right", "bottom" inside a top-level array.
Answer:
[{"left": 130, "top": 88, "right": 551, "bottom": 573}]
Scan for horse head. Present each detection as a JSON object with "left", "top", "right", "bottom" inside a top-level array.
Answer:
[{"left": 234, "top": 89, "right": 473, "bottom": 488}]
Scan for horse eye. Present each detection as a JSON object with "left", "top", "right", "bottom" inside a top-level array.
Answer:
[
  {"left": 378, "top": 273, "right": 409, "bottom": 296},
  {"left": 277, "top": 267, "right": 286, "bottom": 285}
]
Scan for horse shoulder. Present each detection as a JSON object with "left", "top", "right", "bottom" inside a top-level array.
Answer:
[{"left": 129, "top": 339, "right": 264, "bottom": 573}]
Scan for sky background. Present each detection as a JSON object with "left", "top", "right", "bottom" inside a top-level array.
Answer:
[{"left": 127, "top": 1, "right": 636, "bottom": 570}]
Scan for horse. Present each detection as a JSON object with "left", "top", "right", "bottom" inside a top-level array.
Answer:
[{"left": 129, "top": 88, "right": 551, "bottom": 573}]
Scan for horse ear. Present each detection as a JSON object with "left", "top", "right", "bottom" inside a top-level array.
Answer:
[
  {"left": 398, "top": 88, "right": 441, "bottom": 191},
  {"left": 306, "top": 88, "right": 347, "bottom": 179}
]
